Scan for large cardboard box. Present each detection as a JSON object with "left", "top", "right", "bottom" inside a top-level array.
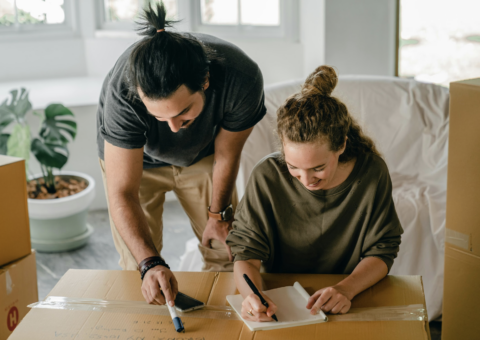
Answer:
[
  {"left": 1, "top": 251, "right": 38, "bottom": 340},
  {"left": 443, "top": 78, "right": 480, "bottom": 340},
  {"left": 0, "top": 155, "right": 31, "bottom": 267},
  {"left": 9, "top": 270, "right": 430, "bottom": 340}
]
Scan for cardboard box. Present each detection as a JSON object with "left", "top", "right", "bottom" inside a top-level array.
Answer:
[
  {"left": 1, "top": 251, "right": 38, "bottom": 340},
  {"left": 9, "top": 270, "right": 430, "bottom": 340},
  {"left": 443, "top": 78, "right": 480, "bottom": 340},
  {"left": 0, "top": 155, "right": 31, "bottom": 267}
]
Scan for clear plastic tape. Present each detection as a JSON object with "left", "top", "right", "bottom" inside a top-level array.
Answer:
[
  {"left": 328, "top": 304, "right": 426, "bottom": 322},
  {"left": 29, "top": 297, "right": 426, "bottom": 322},
  {"left": 5, "top": 270, "right": 13, "bottom": 295},
  {"left": 446, "top": 228, "right": 471, "bottom": 251},
  {"left": 29, "top": 296, "right": 240, "bottom": 320}
]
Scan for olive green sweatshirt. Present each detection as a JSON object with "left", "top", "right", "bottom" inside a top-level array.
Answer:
[{"left": 226, "top": 152, "right": 403, "bottom": 274}]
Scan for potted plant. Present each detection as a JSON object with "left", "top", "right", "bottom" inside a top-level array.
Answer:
[{"left": 0, "top": 88, "right": 95, "bottom": 252}]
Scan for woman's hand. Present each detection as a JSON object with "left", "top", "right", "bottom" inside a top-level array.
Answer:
[
  {"left": 241, "top": 292, "right": 277, "bottom": 322},
  {"left": 306, "top": 285, "right": 352, "bottom": 315}
]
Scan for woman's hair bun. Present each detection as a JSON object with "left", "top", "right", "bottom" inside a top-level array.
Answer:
[{"left": 302, "top": 65, "right": 338, "bottom": 97}]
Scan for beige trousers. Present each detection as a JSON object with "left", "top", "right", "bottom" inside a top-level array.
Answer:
[{"left": 99, "top": 154, "right": 237, "bottom": 272}]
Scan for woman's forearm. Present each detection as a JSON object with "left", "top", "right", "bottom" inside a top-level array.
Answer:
[
  {"left": 234, "top": 260, "right": 263, "bottom": 298},
  {"left": 334, "top": 257, "right": 388, "bottom": 300}
]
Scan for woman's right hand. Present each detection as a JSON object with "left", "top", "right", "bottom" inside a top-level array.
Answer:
[{"left": 241, "top": 292, "right": 277, "bottom": 322}]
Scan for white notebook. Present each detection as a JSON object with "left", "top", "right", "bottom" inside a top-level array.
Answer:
[{"left": 226, "top": 282, "right": 328, "bottom": 331}]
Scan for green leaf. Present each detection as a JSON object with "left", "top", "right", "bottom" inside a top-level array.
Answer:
[
  {"left": 7, "top": 124, "right": 31, "bottom": 169},
  {"left": 31, "top": 138, "right": 69, "bottom": 169},
  {"left": 0, "top": 100, "right": 16, "bottom": 134},
  {"left": 13, "top": 88, "right": 32, "bottom": 119},
  {"left": 0, "top": 88, "right": 32, "bottom": 124},
  {"left": 0, "top": 133, "right": 10, "bottom": 155},
  {"left": 39, "top": 104, "right": 77, "bottom": 144}
]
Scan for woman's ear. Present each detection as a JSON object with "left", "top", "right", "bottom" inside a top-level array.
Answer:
[{"left": 338, "top": 137, "right": 348, "bottom": 155}]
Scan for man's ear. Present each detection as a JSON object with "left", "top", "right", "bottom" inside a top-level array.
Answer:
[{"left": 203, "top": 73, "right": 210, "bottom": 91}]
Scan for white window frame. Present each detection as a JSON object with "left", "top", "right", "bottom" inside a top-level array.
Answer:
[
  {"left": 0, "top": 0, "right": 78, "bottom": 40},
  {"left": 190, "top": 0, "right": 299, "bottom": 42}
]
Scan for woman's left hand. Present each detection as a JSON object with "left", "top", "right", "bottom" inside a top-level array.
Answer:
[{"left": 306, "top": 285, "right": 352, "bottom": 315}]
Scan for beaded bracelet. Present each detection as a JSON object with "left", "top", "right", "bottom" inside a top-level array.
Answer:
[{"left": 139, "top": 256, "right": 170, "bottom": 281}]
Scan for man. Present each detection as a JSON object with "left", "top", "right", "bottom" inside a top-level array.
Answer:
[{"left": 96, "top": 3, "right": 266, "bottom": 308}]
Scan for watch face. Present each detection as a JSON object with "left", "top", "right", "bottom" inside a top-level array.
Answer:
[{"left": 222, "top": 206, "right": 233, "bottom": 221}]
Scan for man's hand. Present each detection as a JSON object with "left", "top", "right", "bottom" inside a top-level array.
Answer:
[
  {"left": 141, "top": 265, "right": 178, "bottom": 306},
  {"left": 306, "top": 285, "right": 352, "bottom": 315},
  {"left": 201, "top": 217, "right": 233, "bottom": 261}
]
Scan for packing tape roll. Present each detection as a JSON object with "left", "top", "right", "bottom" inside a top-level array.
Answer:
[{"left": 29, "top": 296, "right": 426, "bottom": 322}]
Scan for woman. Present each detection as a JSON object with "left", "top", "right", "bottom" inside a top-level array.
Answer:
[{"left": 226, "top": 65, "right": 403, "bottom": 322}]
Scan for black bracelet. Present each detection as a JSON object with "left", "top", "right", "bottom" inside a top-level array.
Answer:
[{"left": 140, "top": 260, "right": 170, "bottom": 281}]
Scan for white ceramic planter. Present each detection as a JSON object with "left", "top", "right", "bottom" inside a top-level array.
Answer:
[{"left": 28, "top": 171, "right": 95, "bottom": 252}]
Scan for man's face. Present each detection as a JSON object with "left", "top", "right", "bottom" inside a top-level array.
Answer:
[{"left": 138, "top": 80, "right": 209, "bottom": 133}]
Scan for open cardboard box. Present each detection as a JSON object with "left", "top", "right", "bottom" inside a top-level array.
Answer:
[
  {"left": 9, "top": 270, "right": 430, "bottom": 340},
  {"left": 0, "top": 156, "right": 31, "bottom": 268},
  {"left": 443, "top": 78, "right": 480, "bottom": 340},
  {"left": 1, "top": 251, "right": 38, "bottom": 340}
]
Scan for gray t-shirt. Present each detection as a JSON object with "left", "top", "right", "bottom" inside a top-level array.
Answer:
[{"left": 96, "top": 33, "right": 266, "bottom": 168}]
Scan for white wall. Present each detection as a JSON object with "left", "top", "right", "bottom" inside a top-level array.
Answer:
[
  {"left": 325, "top": 0, "right": 398, "bottom": 76},
  {"left": 0, "top": 38, "right": 87, "bottom": 81},
  {"left": 1, "top": 0, "right": 399, "bottom": 211},
  {"left": 301, "top": 0, "right": 326, "bottom": 77},
  {"left": 0, "top": 0, "right": 398, "bottom": 84}
]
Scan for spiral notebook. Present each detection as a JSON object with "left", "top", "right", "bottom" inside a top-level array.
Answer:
[{"left": 226, "top": 282, "right": 328, "bottom": 331}]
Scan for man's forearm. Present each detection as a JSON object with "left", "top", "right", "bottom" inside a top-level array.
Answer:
[
  {"left": 210, "top": 154, "right": 241, "bottom": 212},
  {"left": 110, "top": 194, "right": 159, "bottom": 264}
]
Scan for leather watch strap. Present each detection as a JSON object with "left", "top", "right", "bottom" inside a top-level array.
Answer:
[{"left": 208, "top": 208, "right": 223, "bottom": 220}]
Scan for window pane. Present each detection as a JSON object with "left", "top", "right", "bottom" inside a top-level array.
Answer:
[
  {"left": 16, "top": 0, "right": 65, "bottom": 24},
  {"left": 399, "top": 0, "right": 480, "bottom": 87},
  {"left": 241, "top": 0, "right": 279, "bottom": 26},
  {"left": 105, "top": 0, "right": 141, "bottom": 22},
  {"left": 105, "top": 0, "right": 177, "bottom": 23},
  {"left": 201, "top": 0, "right": 238, "bottom": 25},
  {"left": 160, "top": 0, "right": 177, "bottom": 20},
  {"left": 0, "top": 0, "right": 15, "bottom": 26}
]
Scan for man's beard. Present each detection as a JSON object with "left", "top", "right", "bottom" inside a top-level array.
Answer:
[{"left": 181, "top": 89, "right": 206, "bottom": 130}]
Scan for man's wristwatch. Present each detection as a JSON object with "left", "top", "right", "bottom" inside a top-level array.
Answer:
[{"left": 208, "top": 204, "right": 234, "bottom": 221}]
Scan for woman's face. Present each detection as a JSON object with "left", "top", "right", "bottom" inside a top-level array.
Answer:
[{"left": 283, "top": 139, "right": 346, "bottom": 191}]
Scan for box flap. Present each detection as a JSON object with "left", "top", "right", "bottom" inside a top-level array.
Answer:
[
  {"left": 447, "top": 79, "right": 480, "bottom": 256},
  {"left": 48, "top": 269, "right": 216, "bottom": 303},
  {"left": 210, "top": 273, "right": 425, "bottom": 308},
  {"left": 0, "top": 251, "right": 38, "bottom": 339},
  {"left": 10, "top": 271, "right": 428, "bottom": 340},
  {"left": 0, "top": 155, "right": 23, "bottom": 167},
  {"left": 453, "top": 78, "right": 480, "bottom": 87},
  {"left": 0, "top": 156, "right": 31, "bottom": 267}
]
